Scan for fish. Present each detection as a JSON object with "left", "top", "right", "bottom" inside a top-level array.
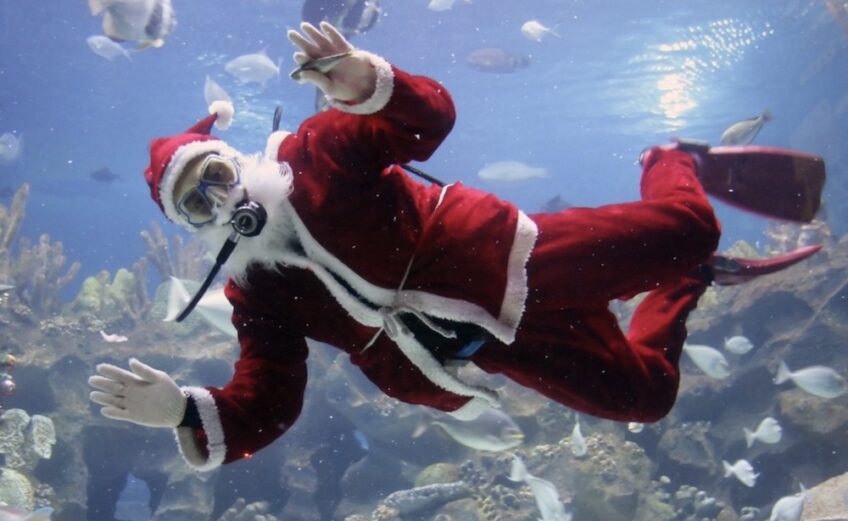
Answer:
[
  {"left": 90, "top": 167, "right": 120, "bottom": 183},
  {"left": 416, "top": 407, "right": 524, "bottom": 452},
  {"left": 508, "top": 455, "right": 573, "bottom": 521},
  {"left": 0, "top": 133, "right": 22, "bottom": 165},
  {"left": 289, "top": 51, "right": 353, "bottom": 81},
  {"left": 570, "top": 418, "right": 587, "bottom": 457},
  {"left": 477, "top": 160, "right": 547, "bottom": 182},
  {"left": 466, "top": 48, "right": 530, "bottom": 73},
  {"left": 87, "top": 0, "right": 176, "bottom": 49},
  {"left": 351, "top": 429, "right": 369, "bottom": 452},
  {"left": 720, "top": 111, "right": 771, "bottom": 146},
  {"left": 203, "top": 76, "right": 233, "bottom": 108},
  {"left": 627, "top": 422, "right": 644, "bottom": 433},
  {"left": 724, "top": 335, "right": 755, "bottom": 355},
  {"left": 225, "top": 51, "right": 281, "bottom": 88},
  {"left": 164, "top": 277, "right": 237, "bottom": 338},
  {"left": 100, "top": 330, "right": 129, "bottom": 343},
  {"left": 540, "top": 195, "right": 570, "bottom": 214},
  {"left": 775, "top": 361, "right": 847, "bottom": 399},
  {"left": 768, "top": 485, "right": 806, "bottom": 521},
  {"left": 428, "top": 0, "right": 472, "bottom": 12},
  {"left": 0, "top": 284, "right": 14, "bottom": 294},
  {"left": 521, "top": 20, "right": 560, "bottom": 42},
  {"left": 86, "top": 35, "right": 132, "bottom": 61},
  {"left": 0, "top": 505, "right": 53, "bottom": 521},
  {"left": 744, "top": 417, "right": 782, "bottom": 448},
  {"left": 114, "top": 472, "right": 151, "bottom": 521},
  {"left": 722, "top": 459, "right": 759, "bottom": 487},
  {"left": 682, "top": 343, "right": 731, "bottom": 379},
  {"left": 302, "top": 0, "right": 382, "bottom": 39}
]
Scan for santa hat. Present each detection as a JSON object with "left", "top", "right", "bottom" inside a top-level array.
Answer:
[{"left": 144, "top": 100, "right": 235, "bottom": 225}]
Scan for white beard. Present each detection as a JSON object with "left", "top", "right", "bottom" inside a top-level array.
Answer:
[{"left": 196, "top": 153, "right": 296, "bottom": 287}]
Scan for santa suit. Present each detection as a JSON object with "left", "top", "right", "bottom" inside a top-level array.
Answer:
[{"left": 169, "top": 54, "right": 720, "bottom": 471}]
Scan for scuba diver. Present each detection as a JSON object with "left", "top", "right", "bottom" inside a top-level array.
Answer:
[{"left": 88, "top": 21, "right": 823, "bottom": 471}]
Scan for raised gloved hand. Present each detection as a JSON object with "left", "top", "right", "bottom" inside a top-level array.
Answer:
[
  {"left": 287, "top": 21, "right": 376, "bottom": 103},
  {"left": 89, "top": 358, "right": 187, "bottom": 428}
]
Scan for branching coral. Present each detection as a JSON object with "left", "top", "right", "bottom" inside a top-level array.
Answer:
[
  {"left": 140, "top": 221, "right": 209, "bottom": 283},
  {"left": 0, "top": 184, "right": 28, "bottom": 283}
]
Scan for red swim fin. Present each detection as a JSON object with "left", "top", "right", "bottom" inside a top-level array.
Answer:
[
  {"left": 709, "top": 244, "right": 822, "bottom": 286},
  {"left": 698, "top": 145, "right": 826, "bottom": 223}
]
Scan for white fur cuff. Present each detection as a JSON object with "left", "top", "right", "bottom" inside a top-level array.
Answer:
[
  {"left": 173, "top": 386, "right": 227, "bottom": 472},
  {"left": 328, "top": 51, "right": 394, "bottom": 115}
]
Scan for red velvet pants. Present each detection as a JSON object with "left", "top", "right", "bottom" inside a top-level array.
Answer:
[{"left": 473, "top": 149, "right": 721, "bottom": 422}]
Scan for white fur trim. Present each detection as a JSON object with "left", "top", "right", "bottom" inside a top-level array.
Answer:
[
  {"left": 264, "top": 131, "right": 291, "bottom": 160},
  {"left": 498, "top": 210, "right": 538, "bottom": 333},
  {"left": 328, "top": 51, "right": 394, "bottom": 115},
  {"left": 448, "top": 398, "right": 498, "bottom": 420},
  {"left": 159, "top": 140, "right": 240, "bottom": 231},
  {"left": 174, "top": 386, "right": 226, "bottom": 471},
  {"left": 209, "top": 100, "right": 234, "bottom": 130}
]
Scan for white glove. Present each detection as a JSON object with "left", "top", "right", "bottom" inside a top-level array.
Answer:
[
  {"left": 89, "top": 358, "right": 187, "bottom": 428},
  {"left": 287, "top": 21, "right": 376, "bottom": 102}
]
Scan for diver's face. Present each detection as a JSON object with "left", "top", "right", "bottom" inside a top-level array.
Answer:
[{"left": 173, "top": 153, "right": 242, "bottom": 227}]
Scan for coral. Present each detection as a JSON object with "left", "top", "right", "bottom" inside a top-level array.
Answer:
[
  {"left": 670, "top": 484, "right": 726, "bottom": 521},
  {"left": 0, "top": 184, "right": 28, "bottom": 284},
  {"left": 215, "top": 498, "right": 279, "bottom": 521},
  {"left": 10, "top": 233, "right": 80, "bottom": 316},
  {"left": 0, "top": 409, "right": 57, "bottom": 471},
  {"left": 0, "top": 467, "right": 34, "bottom": 512},
  {"left": 378, "top": 481, "right": 472, "bottom": 517},
  {"left": 140, "top": 221, "right": 209, "bottom": 282},
  {"left": 67, "top": 267, "right": 151, "bottom": 325}
]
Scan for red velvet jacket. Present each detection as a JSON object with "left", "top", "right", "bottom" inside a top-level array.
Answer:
[{"left": 175, "top": 53, "right": 538, "bottom": 470}]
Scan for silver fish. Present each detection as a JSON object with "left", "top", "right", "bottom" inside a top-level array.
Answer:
[
  {"left": 466, "top": 48, "right": 530, "bottom": 74},
  {"left": 225, "top": 52, "right": 281, "bottom": 87},
  {"left": 775, "top": 361, "right": 846, "bottom": 399},
  {"left": 724, "top": 335, "right": 755, "bottom": 355},
  {"left": 722, "top": 459, "right": 758, "bottom": 487},
  {"left": 0, "top": 133, "right": 22, "bottom": 164},
  {"left": 164, "top": 277, "right": 237, "bottom": 338},
  {"left": 768, "top": 485, "right": 806, "bottom": 521},
  {"left": 0, "top": 284, "right": 14, "bottom": 294},
  {"left": 204, "top": 76, "right": 232, "bottom": 107},
  {"left": 570, "top": 418, "right": 587, "bottom": 457},
  {"left": 477, "top": 160, "right": 547, "bottom": 182},
  {"left": 627, "top": 422, "right": 644, "bottom": 433},
  {"left": 683, "top": 343, "right": 731, "bottom": 379},
  {"left": 86, "top": 35, "right": 132, "bottom": 61},
  {"left": 744, "top": 417, "right": 782, "bottom": 448},
  {"left": 720, "top": 111, "right": 771, "bottom": 146},
  {"left": 303, "top": 0, "right": 381, "bottom": 39},
  {"left": 426, "top": 407, "right": 524, "bottom": 452},
  {"left": 509, "top": 455, "right": 572, "bottom": 521},
  {"left": 290, "top": 51, "right": 353, "bottom": 81},
  {"left": 87, "top": 0, "right": 176, "bottom": 49}
]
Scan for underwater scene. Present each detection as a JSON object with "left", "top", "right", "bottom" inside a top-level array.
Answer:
[{"left": 1, "top": 0, "right": 848, "bottom": 520}]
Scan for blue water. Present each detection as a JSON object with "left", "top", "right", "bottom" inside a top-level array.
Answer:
[
  {"left": 1, "top": 2, "right": 847, "bottom": 519},
  {"left": 0, "top": 0, "right": 845, "bottom": 290}
]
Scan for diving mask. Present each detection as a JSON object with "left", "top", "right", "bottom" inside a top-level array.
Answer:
[{"left": 176, "top": 154, "right": 242, "bottom": 227}]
